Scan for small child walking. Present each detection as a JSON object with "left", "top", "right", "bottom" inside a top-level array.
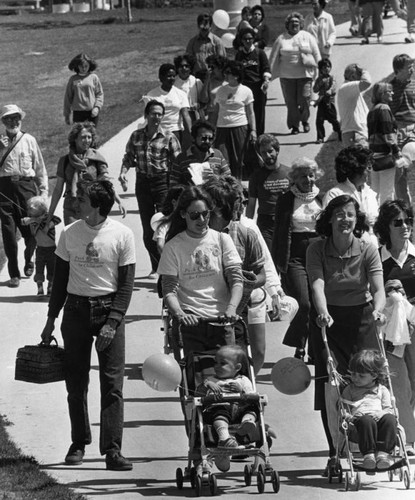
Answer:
[
  {"left": 196, "top": 345, "right": 258, "bottom": 472},
  {"left": 64, "top": 53, "right": 104, "bottom": 126},
  {"left": 21, "top": 196, "right": 61, "bottom": 296},
  {"left": 313, "top": 58, "right": 341, "bottom": 144},
  {"left": 341, "top": 349, "right": 397, "bottom": 471}
]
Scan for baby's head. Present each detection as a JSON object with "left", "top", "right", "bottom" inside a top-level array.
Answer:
[
  {"left": 214, "top": 345, "right": 247, "bottom": 380},
  {"left": 27, "top": 196, "right": 48, "bottom": 218},
  {"left": 348, "top": 349, "right": 388, "bottom": 387}
]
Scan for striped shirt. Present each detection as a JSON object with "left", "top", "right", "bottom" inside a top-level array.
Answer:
[
  {"left": 121, "top": 126, "right": 181, "bottom": 177},
  {"left": 390, "top": 77, "right": 415, "bottom": 128},
  {"left": 367, "top": 103, "right": 399, "bottom": 155}
]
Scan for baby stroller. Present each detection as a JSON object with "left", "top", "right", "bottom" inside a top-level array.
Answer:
[
  {"left": 172, "top": 316, "right": 280, "bottom": 496},
  {"left": 322, "top": 326, "right": 411, "bottom": 491}
]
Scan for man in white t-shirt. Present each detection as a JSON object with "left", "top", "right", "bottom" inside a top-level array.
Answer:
[
  {"left": 337, "top": 63, "right": 371, "bottom": 148},
  {"left": 41, "top": 180, "right": 136, "bottom": 472}
]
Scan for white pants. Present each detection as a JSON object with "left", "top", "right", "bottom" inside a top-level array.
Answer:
[{"left": 371, "top": 168, "right": 396, "bottom": 204}]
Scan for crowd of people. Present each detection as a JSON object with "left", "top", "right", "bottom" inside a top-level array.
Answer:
[{"left": 1, "top": 2, "right": 415, "bottom": 478}]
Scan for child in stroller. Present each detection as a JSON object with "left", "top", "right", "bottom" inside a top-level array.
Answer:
[
  {"left": 342, "top": 349, "right": 397, "bottom": 471},
  {"left": 196, "top": 345, "right": 259, "bottom": 472}
]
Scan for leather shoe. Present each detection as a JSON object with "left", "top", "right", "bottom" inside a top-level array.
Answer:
[
  {"left": 106, "top": 452, "right": 133, "bottom": 471},
  {"left": 24, "top": 262, "right": 34, "bottom": 277},
  {"left": 65, "top": 444, "right": 85, "bottom": 465}
]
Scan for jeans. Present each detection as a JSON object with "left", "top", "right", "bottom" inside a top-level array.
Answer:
[
  {"left": 135, "top": 173, "right": 169, "bottom": 273},
  {"left": 215, "top": 125, "right": 249, "bottom": 180},
  {"left": 354, "top": 414, "right": 397, "bottom": 455},
  {"left": 280, "top": 77, "right": 312, "bottom": 130},
  {"left": 61, "top": 293, "right": 125, "bottom": 455},
  {"left": 361, "top": 1, "right": 384, "bottom": 38},
  {"left": 316, "top": 101, "right": 341, "bottom": 141},
  {"left": 245, "top": 80, "right": 267, "bottom": 136},
  {"left": 34, "top": 246, "right": 55, "bottom": 283},
  {"left": 256, "top": 214, "right": 274, "bottom": 253},
  {"left": 0, "top": 176, "right": 37, "bottom": 278},
  {"left": 72, "top": 110, "right": 99, "bottom": 126}
]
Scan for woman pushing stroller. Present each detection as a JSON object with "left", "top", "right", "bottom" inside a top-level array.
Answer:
[{"left": 342, "top": 349, "right": 397, "bottom": 471}]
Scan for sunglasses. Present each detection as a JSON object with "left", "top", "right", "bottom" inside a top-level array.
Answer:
[
  {"left": 187, "top": 210, "right": 210, "bottom": 221},
  {"left": 393, "top": 217, "right": 413, "bottom": 227},
  {"left": 242, "top": 37, "right": 254, "bottom": 41}
]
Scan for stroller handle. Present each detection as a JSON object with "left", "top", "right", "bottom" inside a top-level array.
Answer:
[{"left": 200, "top": 393, "right": 261, "bottom": 405}]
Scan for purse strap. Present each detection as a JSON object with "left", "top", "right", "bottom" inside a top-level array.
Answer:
[{"left": 0, "top": 132, "right": 25, "bottom": 170}]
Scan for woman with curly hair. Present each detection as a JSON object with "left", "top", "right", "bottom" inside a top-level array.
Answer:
[
  {"left": 323, "top": 145, "right": 378, "bottom": 243},
  {"left": 48, "top": 122, "right": 125, "bottom": 225},
  {"left": 306, "top": 194, "right": 385, "bottom": 476},
  {"left": 374, "top": 199, "right": 415, "bottom": 454},
  {"left": 269, "top": 12, "right": 321, "bottom": 135},
  {"left": 64, "top": 53, "right": 104, "bottom": 126}
]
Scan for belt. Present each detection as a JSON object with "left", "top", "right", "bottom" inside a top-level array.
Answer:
[
  {"left": 66, "top": 292, "right": 115, "bottom": 304},
  {"left": 0, "top": 175, "right": 32, "bottom": 182}
]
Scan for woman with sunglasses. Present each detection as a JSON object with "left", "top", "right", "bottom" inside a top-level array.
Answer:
[
  {"left": 306, "top": 194, "right": 385, "bottom": 477},
  {"left": 235, "top": 27, "right": 271, "bottom": 136},
  {"left": 157, "top": 185, "right": 243, "bottom": 358},
  {"left": 374, "top": 199, "right": 415, "bottom": 455}
]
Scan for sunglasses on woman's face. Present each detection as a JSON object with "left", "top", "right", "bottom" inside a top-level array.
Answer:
[
  {"left": 187, "top": 210, "right": 211, "bottom": 221},
  {"left": 393, "top": 217, "right": 414, "bottom": 227}
]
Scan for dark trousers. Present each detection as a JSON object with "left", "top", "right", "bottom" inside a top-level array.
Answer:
[
  {"left": 215, "top": 125, "right": 249, "bottom": 181},
  {"left": 256, "top": 213, "right": 274, "bottom": 252},
  {"left": 354, "top": 414, "right": 397, "bottom": 455},
  {"left": 34, "top": 245, "right": 56, "bottom": 283},
  {"left": 281, "top": 233, "right": 316, "bottom": 350},
  {"left": 72, "top": 110, "right": 99, "bottom": 126},
  {"left": 61, "top": 294, "right": 125, "bottom": 455},
  {"left": 316, "top": 101, "right": 341, "bottom": 141},
  {"left": 135, "top": 174, "right": 169, "bottom": 273},
  {"left": 280, "top": 77, "right": 312, "bottom": 129},
  {"left": 246, "top": 80, "right": 267, "bottom": 136},
  {"left": 0, "top": 176, "right": 37, "bottom": 279}
]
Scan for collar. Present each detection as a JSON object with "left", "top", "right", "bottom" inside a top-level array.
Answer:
[
  {"left": 140, "top": 125, "right": 166, "bottom": 139},
  {"left": 242, "top": 45, "right": 256, "bottom": 54},
  {"left": 188, "top": 144, "right": 214, "bottom": 159},
  {"left": 326, "top": 236, "right": 362, "bottom": 258},
  {"left": 381, "top": 240, "right": 415, "bottom": 266}
]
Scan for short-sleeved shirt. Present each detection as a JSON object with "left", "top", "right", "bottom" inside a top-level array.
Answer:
[
  {"left": 306, "top": 236, "right": 383, "bottom": 306},
  {"left": 143, "top": 86, "right": 190, "bottom": 132},
  {"left": 56, "top": 218, "right": 136, "bottom": 297},
  {"left": 337, "top": 81, "right": 369, "bottom": 136},
  {"left": 216, "top": 83, "right": 254, "bottom": 128},
  {"left": 157, "top": 228, "right": 241, "bottom": 318},
  {"left": 381, "top": 242, "right": 415, "bottom": 301},
  {"left": 248, "top": 165, "right": 290, "bottom": 215}
]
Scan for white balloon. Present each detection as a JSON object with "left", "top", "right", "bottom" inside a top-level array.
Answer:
[
  {"left": 221, "top": 32, "right": 235, "bottom": 49},
  {"left": 213, "top": 9, "right": 230, "bottom": 30}
]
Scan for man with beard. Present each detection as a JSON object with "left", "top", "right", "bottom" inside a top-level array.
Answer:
[
  {"left": 0, "top": 104, "right": 48, "bottom": 288},
  {"left": 246, "top": 134, "right": 290, "bottom": 251},
  {"left": 170, "top": 120, "right": 230, "bottom": 186}
]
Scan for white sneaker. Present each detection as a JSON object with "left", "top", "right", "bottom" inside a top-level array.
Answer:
[{"left": 362, "top": 453, "right": 376, "bottom": 470}]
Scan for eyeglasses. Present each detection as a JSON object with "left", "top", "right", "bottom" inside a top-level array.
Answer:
[
  {"left": 393, "top": 217, "right": 413, "bottom": 227},
  {"left": 198, "top": 135, "right": 214, "bottom": 142},
  {"left": 187, "top": 210, "right": 211, "bottom": 221}
]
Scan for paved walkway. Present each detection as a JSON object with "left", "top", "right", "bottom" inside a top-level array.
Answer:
[{"left": 1, "top": 15, "right": 414, "bottom": 500}]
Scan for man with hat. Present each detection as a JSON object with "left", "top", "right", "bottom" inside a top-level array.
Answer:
[{"left": 0, "top": 104, "right": 48, "bottom": 287}]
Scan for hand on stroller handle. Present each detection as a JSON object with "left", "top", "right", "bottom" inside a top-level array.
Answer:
[
  {"left": 316, "top": 310, "right": 385, "bottom": 328},
  {"left": 175, "top": 313, "right": 239, "bottom": 327}
]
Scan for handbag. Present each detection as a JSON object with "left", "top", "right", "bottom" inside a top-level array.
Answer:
[
  {"left": 372, "top": 153, "right": 396, "bottom": 172},
  {"left": 15, "top": 336, "right": 65, "bottom": 384},
  {"left": 300, "top": 51, "right": 317, "bottom": 69}
]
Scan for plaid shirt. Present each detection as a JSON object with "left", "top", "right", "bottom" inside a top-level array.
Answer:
[
  {"left": 223, "top": 221, "right": 265, "bottom": 274},
  {"left": 121, "top": 126, "right": 181, "bottom": 177}
]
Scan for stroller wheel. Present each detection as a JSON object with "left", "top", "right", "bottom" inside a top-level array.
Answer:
[
  {"left": 398, "top": 467, "right": 404, "bottom": 481},
  {"left": 271, "top": 469, "right": 280, "bottom": 493},
  {"left": 195, "top": 474, "right": 202, "bottom": 497},
  {"left": 404, "top": 469, "right": 411, "bottom": 489},
  {"left": 176, "top": 468, "right": 184, "bottom": 490},
  {"left": 257, "top": 469, "right": 265, "bottom": 494},
  {"left": 244, "top": 464, "right": 252, "bottom": 486},
  {"left": 209, "top": 473, "right": 218, "bottom": 496}
]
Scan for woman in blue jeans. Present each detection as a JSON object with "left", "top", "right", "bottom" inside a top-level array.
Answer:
[{"left": 272, "top": 157, "right": 322, "bottom": 360}]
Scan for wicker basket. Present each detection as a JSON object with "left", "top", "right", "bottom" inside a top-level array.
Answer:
[{"left": 15, "top": 337, "right": 65, "bottom": 384}]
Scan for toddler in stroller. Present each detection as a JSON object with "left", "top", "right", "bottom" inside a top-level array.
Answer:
[
  {"left": 196, "top": 345, "right": 259, "bottom": 472},
  {"left": 342, "top": 349, "right": 397, "bottom": 471}
]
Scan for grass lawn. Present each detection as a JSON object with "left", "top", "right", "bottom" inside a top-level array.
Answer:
[{"left": 0, "top": 2, "right": 352, "bottom": 497}]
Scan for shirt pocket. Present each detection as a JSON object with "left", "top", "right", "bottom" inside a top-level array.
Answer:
[{"left": 19, "top": 152, "right": 33, "bottom": 175}]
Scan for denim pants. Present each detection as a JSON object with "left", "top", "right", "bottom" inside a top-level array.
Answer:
[
  {"left": 354, "top": 414, "right": 397, "bottom": 455},
  {"left": 135, "top": 174, "right": 169, "bottom": 272},
  {"left": 0, "top": 176, "right": 37, "bottom": 278},
  {"left": 34, "top": 246, "right": 55, "bottom": 283},
  {"left": 61, "top": 293, "right": 125, "bottom": 455},
  {"left": 280, "top": 77, "right": 312, "bottom": 130}
]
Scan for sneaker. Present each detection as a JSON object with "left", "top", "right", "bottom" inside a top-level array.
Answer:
[
  {"left": 406, "top": 444, "right": 415, "bottom": 456},
  {"left": 215, "top": 454, "right": 231, "bottom": 472},
  {"left": 218, "top": 437, "right": 244, "bottom": 449},
  {"left": 291, "top": 127, "right": 300, "bottom": 135},
  {"left": 106, "top": 452, "right": 133, "bottom": 471},
  {"left": 236, "top": 421, "right": 258, "bottom": 444},
  {"left": 294, "top": 348, "right": 305, "bottom": 361},
  {"left": 377, "top": 36, "right": 383, "bottom": 43},
  {"left": 361, "top": 38, "right": 369, "bottom": 44},
  {"left": 376, "top": 451, "right": 393, "bottom": 470},
  {"left": 362, "top": 453, "right": 376, "bottom": 470},
  {"left": 316, "top": 139, "right": 323, "bottom": 144},
  {"left": 322, "top": 456, "right": 338, "bottom": 477},
  {"left": 302, "top": 122, "right": 310, "bottom": 133},
  {"left": 24, "top": 262, "right": 34, "bottom": 277},
  {"left": 65, "top": 444, "right": 85, "bottom": 465},
  {"left": 148, "top": 270, "right": 158, "bottom": 279},
  {"left": 8, "top": 277, "right": 20, "bottom": 288},
  {"left": 37, "top": 283, "right": 44, "bottom": 296}
]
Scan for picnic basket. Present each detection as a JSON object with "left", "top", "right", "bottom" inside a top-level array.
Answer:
[{"left": 15, "top": 337, "right": 65, "bottom": 384}]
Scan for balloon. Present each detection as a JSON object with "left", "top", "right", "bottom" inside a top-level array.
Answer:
[
  {"left": 213, "top": 9, "right": 230, "bottom": 30},
  {"left": 221, "top": 32, "right": 235, "bottom": 49},
  {"left": 142, "top": 353, "right": 181, "bottom": 392},
  {"left": 271, "top": 357, "right": 311, "bottom": 395},
  {"left": 279, "top": 296, "right": 299, "bottom": 323}
]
